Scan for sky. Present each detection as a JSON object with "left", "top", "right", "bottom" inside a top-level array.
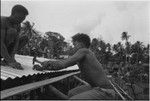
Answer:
[{"left": 1, "top": 0, "right": 150, "bottom": 45}]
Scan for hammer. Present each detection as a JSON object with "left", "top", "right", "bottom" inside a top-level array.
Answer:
[
  {"left": 33, "top": 55, "right": 42, "bottom": 65},
  {"left": 33, "top": 56, "right": 44, "bottom": 71}
]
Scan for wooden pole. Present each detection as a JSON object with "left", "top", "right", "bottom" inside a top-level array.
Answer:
[
  {"left": 73, "top": 75, "right": 90, "bottom": 86},
  {"left": 113, "top": 81, "right": 133, "bottom": 100},
  {"left": 109, "top": 80, "right": 126, "bottom": 100},
  {"left": 48, "top": 85, "right": 69, "bottom": 99}
]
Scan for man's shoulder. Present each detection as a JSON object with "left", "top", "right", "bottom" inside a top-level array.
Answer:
[{"left": 78, "top": 48, "right": 92, "bottom": 54}]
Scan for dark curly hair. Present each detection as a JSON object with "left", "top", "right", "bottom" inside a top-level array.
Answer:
[
  {"left": 11, "top": 5, "right": 29, "bottom": 15},
  {"left": 72, "top": 33, "right": 91, "bottom": 48}
]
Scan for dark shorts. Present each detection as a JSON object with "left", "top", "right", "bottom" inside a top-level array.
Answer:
[{"left": 69, "top": 85, "right": 116, "bottom": 100}]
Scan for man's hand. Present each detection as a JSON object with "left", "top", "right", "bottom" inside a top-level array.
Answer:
[
  {"left": 41, "top": 61, "right": 56, "bottom": 70},
  {"left": 33, "top": 64, "right": 45, "bottom": 71},
  {"left": 41, "top": 60, "right": 62, "bottom": 70},
  {"left": 33, "top": 61, "right": 54, "bottom": 71},
  {"left": 8, "top": 61, "right": 23, "bottom": 70},
  {"left": 10, "top": 53, "right": 17, "bottom": 62}
]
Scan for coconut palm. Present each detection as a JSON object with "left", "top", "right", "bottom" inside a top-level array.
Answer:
[
  {"left": 121, "top": 32, "right": 131, "bottom": 63},
  {"left": 121, "top": 32, "right": 130, "bottom": 42}
]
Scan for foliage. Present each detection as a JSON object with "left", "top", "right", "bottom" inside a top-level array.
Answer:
[
  {"left": 18, "top": 22, "right": 68, "bottom": 59},
  {"left": 19, "top": 24, "right": 149, "bottom": 65},
  {"left": 18, "top": 24, "right": 149, "bottom": 99},
  {"left": 45, "top": 31, "right": 67, "bottom": 58}
]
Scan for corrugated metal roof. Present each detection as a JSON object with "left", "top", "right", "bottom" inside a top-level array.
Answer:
[{"left": 0, "top": 54, "right": 79, "bottom": 80}]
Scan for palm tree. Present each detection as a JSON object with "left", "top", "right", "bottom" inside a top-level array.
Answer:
[
  {"left": 121, "top": 32, "right": 131, "bottom": 63},
  {"left": 121, "top": 32, "right": 130, "bottom": 42}
]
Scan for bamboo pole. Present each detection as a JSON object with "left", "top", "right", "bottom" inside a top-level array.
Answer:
[
  {"left": 113, "top": 81, "right": 133, "bottom": 100},
  {"left": 48, "top": 85, "right": 69, "bottom": 99},
  {"left": 73, "top": 75, "right": 90, "bottom": 86},
  {"left": 109, "top": 80, "right": 126, "bottom": 100}
]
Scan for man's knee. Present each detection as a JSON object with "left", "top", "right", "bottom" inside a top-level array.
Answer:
[
  {"left": 68, "top": 85, "right": 92, "bottom": 97},
  {"left": 6, "top": 28, "right": 17, "bottom": 44},
  {"left": 70, "top": 88, "right": 116, "bottom": 100},
  {"left": 69, "top": 89, "right": 98, "bottom": 100},
  {"left": 7, "top": 28, "right": 17, "bottom": 37}
]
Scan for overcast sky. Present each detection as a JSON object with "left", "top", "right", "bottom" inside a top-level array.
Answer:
[{"left": 1, "top": 0, "right": 150, "bottom": 45}]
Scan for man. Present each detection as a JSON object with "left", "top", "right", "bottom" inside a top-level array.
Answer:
[
  {"left": 1, "top": 5, "right": 29, "bottom": 69},
  {"left": 34, "top": 33, "right": 115, "bottom": 99}
]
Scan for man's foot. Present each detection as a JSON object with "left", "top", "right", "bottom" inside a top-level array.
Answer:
[
  {"left": 0, "top": 59, "right": 8, "bottom": 66},
  {"left": 1, "top": 60, "right": 23, "bottom": 70},
  {"left": 8, "top": 62, "right": 24, "bottom": 70}
]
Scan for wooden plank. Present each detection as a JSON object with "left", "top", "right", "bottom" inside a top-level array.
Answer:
[
  {"left": 48, "top": 85, "right": 69, "bottom": 99},
  {"left": 1, "top": 71, "right": 80, "bottom": 99},
  {"left": 73, "top": 75, "right": 90, "bottom": 85}
]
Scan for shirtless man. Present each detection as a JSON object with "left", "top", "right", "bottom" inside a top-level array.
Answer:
[
  {"left": 1, "top": 5, "right": 29, "bottom": 69},
  {"left": 34, "top": 33, "right": 115, "bottom": 99}
]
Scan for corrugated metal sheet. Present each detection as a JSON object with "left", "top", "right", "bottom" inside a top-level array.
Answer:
[
  {"left": 1, "top": 55, "right": 79, "bottom": 91},
  {"left": 1, "top": 54, "right": 79, "bottom": 80}
]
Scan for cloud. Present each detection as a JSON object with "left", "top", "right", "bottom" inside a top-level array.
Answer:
[
  {"left": 2, "top": 0, "right": 149, "bottom": 44},
  {"left": 114, "top": 1, "right": 149, "bottom": 12},
  {"left": 73, "top": 12, "right": 105, "bottom": 35}
]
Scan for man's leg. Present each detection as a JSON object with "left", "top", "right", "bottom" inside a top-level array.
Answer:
[
  {"left": 68, "top": 84, "right": 92, "bottom": 98},
  {"left": 70, "top": 87, "right": 116, "bottom": 100},
  {"left": 7, "top": 42, "right": 15, "bottom": 55},
  {"left": 7, "top": 35, "right": 28, "bottom": 60},
  {"left": 5, "top": 28, "right": 17, "bottom": 57},
  {"left": 0, "top": 42, "right": 15, "bottom": 65},
  {"left": 3, "top": 30, "right": 16, "bottom": 63}
]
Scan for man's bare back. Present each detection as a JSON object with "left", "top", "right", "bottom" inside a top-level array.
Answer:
[
  {"left": 77, "top": 49, "right": 112, "bottom": 88},
  {"left": 33, "top": 33, "right": 115, "bottom": 99},
  {"left": 33, "top": 33, "right": 112, "bottom": 88},
  {"left": 34, "top": 48, "right": 112, "bottom": 89}
]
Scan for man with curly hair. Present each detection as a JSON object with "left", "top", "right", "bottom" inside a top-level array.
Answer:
[
  {"left": 1, "top": 5, "right": 29, "bottom": 69},
  {"left": 34, "top": 33, "right": 116, "bottom": 99}
]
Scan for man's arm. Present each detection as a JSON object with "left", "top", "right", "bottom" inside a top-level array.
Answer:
[
  {"left": 1, "top": 29, "right": 15, "bottom": 63},
  {"left": 11, "top": 34, "right": 19, "bottom": 59},
  {"left": 43, "top": 48, "right": 89, "bottom": 70},
  {"left": 11, "top": 24, "right": 22, "bottom": 59}
]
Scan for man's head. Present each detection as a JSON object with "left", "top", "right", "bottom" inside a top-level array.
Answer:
[
  {"left": 72, "top": 33, "right": 91, "bottom": 50},
  {"left": 10, "top": 5, "right": 28, "bottom": 24}
]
